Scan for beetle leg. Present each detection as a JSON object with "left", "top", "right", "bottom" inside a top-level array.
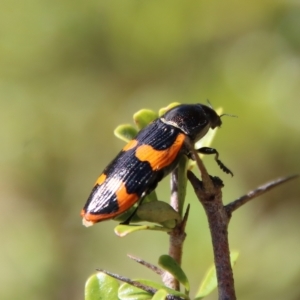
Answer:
[{"left": 195, "top": 147, "right": 233, "bottom": 176}]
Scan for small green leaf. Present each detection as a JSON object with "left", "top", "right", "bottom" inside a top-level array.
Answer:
[
  {"left": 152, "top": 289, "right": 168, "bottom": 300},
  {"left": 133, "top": 109, "right": 158, "bottom": 130},
  {"left": 114, "top": 224, "right": 171, "bottom": 237},
  {"left": 113, "top": 193, "right": 158, "bottom": 224},
  {"left": 118, "top": 279, "right": 188, "bottom": 300},
  {"left": 114, "top": 124, "right": 138, "bottom": 142},
  {"left": 85, "top": 272, "right": 119, "bottom": 300},
  {"left": 118, "top": 281, "right": 151, "bottom": 300},
  {"left": 143, "top": 190, "right": 158, "bottom": 203},
  {"left": 195, "top": 251, "right": 239, "bottom": 299},
  {"left": 158, "top": 102, "right": 181, "bottom": 116},
  {"left": 136, "top": 201, "right": 181, "bottom": 227},
  {"left": 160, "top": 219, "right": 177, "bottom": 229},
  {"left": 158, "top": 255, "right": 190, "bottom": 293},
  {"left": 113, "top": 206, "right": 142, "bottom": 223}
]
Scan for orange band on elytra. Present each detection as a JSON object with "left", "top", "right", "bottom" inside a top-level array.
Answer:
[
  {"left": 135, "top": 133, "right": 185, "bottom": 171},
  {"left": 95, "top": 173, "right": 107, "bottom": 186},
  {"left": 81, "top": 180, "right": 139, "bottom": 224},
  {"left": 122, "top": 139, "right": 138, "bottom": 151}
]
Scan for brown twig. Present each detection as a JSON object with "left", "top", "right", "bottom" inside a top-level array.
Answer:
[
  {"left": 166, "top": 204, "right": 190, "bottom": 269},
  {"left": 185, "top": 136, "right": 236, "bottom": 300},
  {"left": 96, "top": 269, "right": 184, "bottom": 300},
  {"left": 225, "top": 175, "right": 299, "bottom": 215},
  {"left": 185, "top": 137, "right": 215, "bottom": 193},
  {"left": 127, "top": 254, "right": 164, "bottom": 275},
  {"left": 163, "top": 158, "right": 189, "bottom": 291},
  {"left": 188, "top": 171, "right": 236, "bottom": 300},
  {"left": 96, "top": 268, "right": 157, "bottom": 294}
]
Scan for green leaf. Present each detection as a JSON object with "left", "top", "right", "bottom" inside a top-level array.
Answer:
[
  {"left": 133, "top": 109, "right": 158, "bottom": 130},
  {"left": 113, "top": 193, "right": 158, "bottom": 224},
  {"left": 118, "top": 279, "right": 188, "bottom": 300},
  {"left": 158, "top": 255, "right": 190, "bottom": 293},
  {"left": 195, "top": 251, "right": 239, "bottom": 299},
  {"left": 118, "top": 281, "right": 152, "bottom": 300},
  {"left": 143, "top": 190, "right": 158, "bottom": 203},
  {"left": 113, "top": 206, "right": 142, "bottom": 223},
  {"left": 152, "top": 289, "right": 168, "bottom": 300},
  {"left": 136, "top": 201, "right": 181, "bottom": 228},
  {"left": 114, "top": 124, "right": 138, "bottom": 143},
  {"left": 158, "top": 102, "right": 181, "bottom": 116},
  {"left": 114, "top": 224, "right": 171, "bottom": 237},
  {"left": 85, "top": 272, "right": 119, "bottom": 300}
]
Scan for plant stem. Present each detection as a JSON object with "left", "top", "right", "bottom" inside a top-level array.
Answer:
[
  {"left": 188, "top": 171, "right": 236, "bottom": 300},
  {"left": 163, "top": 157, "right": 189, "bottom": 291},
  {"left": 185, "top": 136, "right": 236, "bottom": 300},
  {"left": 186, "top": 135, "right": 298, "bottom": 300}
]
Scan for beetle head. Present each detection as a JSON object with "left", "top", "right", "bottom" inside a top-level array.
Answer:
[{"left": 161, "top": 104, "right": 222, "bottom": 141}]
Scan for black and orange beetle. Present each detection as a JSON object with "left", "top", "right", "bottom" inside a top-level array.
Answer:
[{"left": 81, "top": 103, "right": 232, "bottom": 226}]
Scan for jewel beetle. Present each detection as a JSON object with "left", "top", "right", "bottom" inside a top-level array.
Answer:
[{"left": 81, "top": 103, "right": 232, "bottom": 226}]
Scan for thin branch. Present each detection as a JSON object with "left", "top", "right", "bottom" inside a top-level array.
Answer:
[
  {"left": 127, "top": 254, "right": 164, "bottom": 275},
  {"left": 181, "top": 204, "right": 190, "bottom": 230},
  {"left": 97, "top": 268, "right": 157, "bottom": 294},
  {"left": 163, "top": 158, "right": 190, "bottom": 291},
  {"left": 170, "top": 167, "right": 181, "bottom": 214},
  {"left": 96, "top": 269, "right": 184, "bottom": 300},
  {"left": 225, "top": 175, "right": 299, "bottom": 215},
  {"left": 184, "top": 137, "right": 215, "bottom": 193}
]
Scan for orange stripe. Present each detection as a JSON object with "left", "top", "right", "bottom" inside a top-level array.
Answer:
[
  {"left": 95, "top": 173, "right": 107, "bottom": 186},
  {"left": 122, "top": 139, "right": 138, "bottom": 151},
  {"left": 81, "top": 180, "right": 139, "bottom": 224},
  {"left": 135, "top": 133, "right": 185, "bottom": 171},
  {"left": 115, "top": 181, "right": 139, "bottom": 211}
]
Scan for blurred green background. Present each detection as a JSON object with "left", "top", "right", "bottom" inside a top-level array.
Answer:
[{"left": 1, "top": 0, "right": 300, "bottom": 299}]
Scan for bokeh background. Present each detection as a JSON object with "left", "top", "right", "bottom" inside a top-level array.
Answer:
[{"left": 1, "top": 0, "right": 300, "bottom": 299}]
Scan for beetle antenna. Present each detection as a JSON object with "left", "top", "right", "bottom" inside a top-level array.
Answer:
[
  {"left": 206, "top": 99, "right": 213, "bottom": 108},
  {"left": 220, "top": 113, "right": 238, "bottom": 118}
]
